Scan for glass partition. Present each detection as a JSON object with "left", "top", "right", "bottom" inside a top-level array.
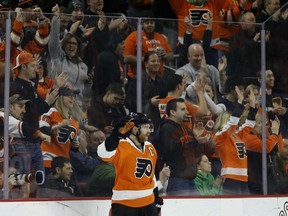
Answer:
[{"left": 0, "top": 2, "right": 287, "bottom": 200}]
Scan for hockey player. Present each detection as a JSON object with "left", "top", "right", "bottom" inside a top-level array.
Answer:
[{"left": 97, "top": 112, "right": 159, "bottom": 216}]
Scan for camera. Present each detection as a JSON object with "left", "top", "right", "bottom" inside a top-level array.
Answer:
[{"left": 10, "top": 170, "right": 45, "bottom": 186}]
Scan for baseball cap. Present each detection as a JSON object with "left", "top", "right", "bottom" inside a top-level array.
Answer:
[
  {"left": 16, "top": 0, "right": 36, "bottom": 9},
  {"left": 59, "top": 86, "right": 80, "bottom": 96},
  {"left": 68, "top": 0, "right": 84, "bottom": 12},
  {"left": 12, "top": 52, "right": 36, "bottom": 70},
  {"left": 9, "top": 94, "right": 30, "bottom": 104}
]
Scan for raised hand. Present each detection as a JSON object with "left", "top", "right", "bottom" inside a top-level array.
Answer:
[
  {"left": 270, "top": 115, "right": 280, "bottom": 135},
  {"left": 33, "top": 53, "right": 42, "bottom": 65},
  {"left": 83, "top": 25, "right": 95, "bottom": 37},
  {"left": 15, "top": 7, "right": 24, "bottom": 22},
  {"left": 184, "top": 16, "right": 192, "bottom": 33},
  {"left": 193, "top": 122, "right": 211, "bottom": 144},
  {"left": 159, "top": 163, "right": 170, "bottom": 185},
  {"left": 70, "top": 20, "right": 81, "bottom": 34},
  {"left": 200, "top": 57, "right": 208, "bottom": 78},
  {"left": 54, "top": 71, "right": 69, "bottom": 88},
  {"left": 97, "top": 11, "right": 106, "bottom": 31},
  {"left": 52, "top": 4, "right": 60, "bottom": 17},
  {"left": 192, "top": 76, "right": 204, "bottom": 93},
  {"left": 248, "top": 89, "right": 256, "bottom": 108},
  {"left": 206, "top": 11, "right": 213, "bottom": 30},
  {"left": 235, "top": 85, "right": 244, "bottom": 104},
  {"left": 45, "top": 87, "right": 59, "bottom": 106},
  {"left": 218, "top": 55, "right": 227, "bottom": 73},
  {"left": 32, "top": 7, "right": 45, "bottom": 20},
  {"left": 109, "top": 17, "right": 125, "bottom": 31},
  {"left": 151, "top": 95, "right": 161, "bottom": 107}
]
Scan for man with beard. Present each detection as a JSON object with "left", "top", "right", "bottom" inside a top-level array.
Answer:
[
  {"left": 97, "top": 112, "right": 158, "bottom": 216},
  {"left": 123, "top": 12, "right": 173, "bottom": 79},
  {"left": 0, "top": 94, "right": 51, "bottom": 146}
]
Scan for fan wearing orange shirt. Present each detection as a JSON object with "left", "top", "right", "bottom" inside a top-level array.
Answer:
[
  {"left": 214, "top": 86, "right": 257, "bottom": 195},
  {"left": 0, "top": 0, "right": 50, "bottom": 76},
  {"left": 39, "top": 87, "right": 82, "bottom": 172},
  {"left": 124, "top": 13, "right": 173, "bottom": 79},
  {"left": 35, "top": 59, "right": 54, "bottom": 100},
  {"left": 168, "top": 0, "right": 225, "bottom": 49},
  {"left": 240, "top": 84, "right": 284, "bottom": 194}
]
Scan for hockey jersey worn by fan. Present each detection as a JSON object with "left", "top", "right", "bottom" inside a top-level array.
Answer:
[
  {"left": 0, "top": 19, "right": 50, "bottom": 72},
  {"left": 124, "top": 30, "right": 173, "bottom": 78},
  {"left": 168, "top": 0, "right": 225, "bottom": 47},
  {"left": 214, "top": 104, "right": 256, "bottom": 182},
  {"left": 97, "top": 138, "right": 157, "bottom": 208},
  {"left": 40, "top": 108, "right": 79, "bottom": 168},
  {"left": 217, "top": 0, "right": 255, "bottom": 50}
]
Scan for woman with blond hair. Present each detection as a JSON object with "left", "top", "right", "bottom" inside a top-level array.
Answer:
[
  {"left": 39, "top": 86, "right": 84, "bottom": 174},
  {"left": 214, "top": 86, "right": 257, "bottom": 195}
]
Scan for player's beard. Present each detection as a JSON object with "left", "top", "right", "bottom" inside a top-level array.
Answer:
[{"left": 138, "top": 132, "right": 150, "bottom": 143}]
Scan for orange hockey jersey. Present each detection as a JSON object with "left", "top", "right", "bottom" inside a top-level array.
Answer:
[
  {"left": 168, "top": 0, "right": 225, "bottom": 47},
  {"left": 36, "top": 77, "right": 55, "bottom": 100},
  {"left": 124, "top": 30, "right": 173, "bottom": 78},
  {"left": 214, "top": 115, "right": 255, "bottom": 182},
  {"left": 97, "top": 138, "right": 157, "bottom": 207},
  {"left": 217, "top": 0, "right": 255, "bottom": 49},
  {"left": 0, "top": 19, "right": 50, "bottom": 76},
  {"left": 40, "top": 108, "right": 79, "bottom": 168}
]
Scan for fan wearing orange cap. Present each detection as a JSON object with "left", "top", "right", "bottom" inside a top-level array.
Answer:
[{"left": 10, "top": 52, "right": 59, "bottom": 173}]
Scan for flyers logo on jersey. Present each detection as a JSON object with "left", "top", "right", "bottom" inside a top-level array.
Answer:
[
  {"left": 189, "top": 9, "right": 211, "bottom": 27},
  {"left": 135, "top": 158, "right": 153, "bottom": 178},
  {"left": 57, "top": 125, "right": 77, "bottom": 144}
]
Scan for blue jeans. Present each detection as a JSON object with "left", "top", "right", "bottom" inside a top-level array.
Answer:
[{"left": 25, "top": 140, "right": 44, "bottom": 172}]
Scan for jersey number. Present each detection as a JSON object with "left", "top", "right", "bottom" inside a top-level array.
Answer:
[{"left": 236, "top": 142, "right": 247, "bottom": 159}]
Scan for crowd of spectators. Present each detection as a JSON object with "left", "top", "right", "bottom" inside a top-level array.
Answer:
[{"left": 0, "top": 0, "right": 288, "bottom": 199}]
